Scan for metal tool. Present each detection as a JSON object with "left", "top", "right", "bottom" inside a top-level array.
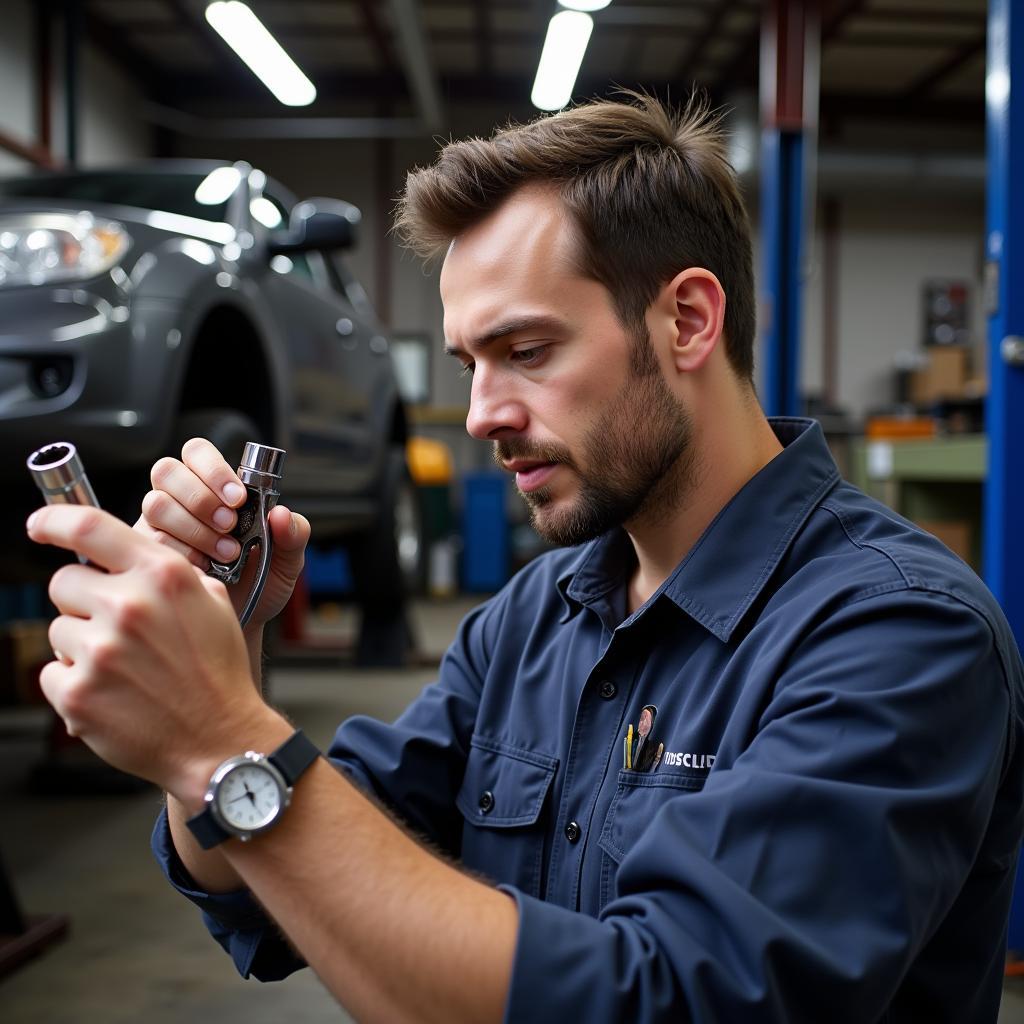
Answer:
[
  {"left": 207, "top": 442, "right": 287, "bottom": 627},
  {"left": 27, "top": 441, "right": 100, "bottom": 509},
  {"left": 27, "top": 442, "right": 100, "bottom": 567},
  {"left": 28, "top": 439, "right": 287, "bottom": 628}
]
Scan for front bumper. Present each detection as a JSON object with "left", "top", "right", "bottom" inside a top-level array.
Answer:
[{"left": 0, "top": 280, "right": 180, "bottom": 480}]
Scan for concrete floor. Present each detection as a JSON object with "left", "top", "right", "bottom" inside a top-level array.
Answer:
[{"left": 2, "top": 597, "right": 1024, "bottom": 1022}]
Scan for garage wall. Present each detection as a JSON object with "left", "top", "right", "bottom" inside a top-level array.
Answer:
[
  {"left": 52, "top": 46, "right": 153, "bottom": 168},
  {"left": 800, "top": 193, "right": 986, "bottom": 420},
  {"left": 0, "top": 0, "right": 37, "bottom": 176},
  {"left": 0, "top": 0, "right": 150, "bottom": 175}
]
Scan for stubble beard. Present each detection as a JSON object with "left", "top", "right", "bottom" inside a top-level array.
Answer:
[{"left": 496, "top": 343, "right": 697, "bottom": 548}]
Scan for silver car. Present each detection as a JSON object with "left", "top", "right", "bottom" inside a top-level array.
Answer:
[{"left": 0, "top": 161, "right": 418, "bottom": 660}]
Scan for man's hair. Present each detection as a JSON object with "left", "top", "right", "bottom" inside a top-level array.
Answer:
[{"left": 394, "top": 91, "right": 756, "bottom": 381}]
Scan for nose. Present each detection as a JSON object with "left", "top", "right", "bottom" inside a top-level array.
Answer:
[{"left": 465, "top": 366, "right": 528, "bottom": 440}]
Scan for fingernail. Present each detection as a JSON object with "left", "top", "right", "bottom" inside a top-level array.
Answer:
[
  {"left": 212, "top": 507, "right": 234, "bottom": 529},
  {"left": 26, "top": 511, "right": 38, "bottom": 532},
  {"left": 216, "top": 538, "right": 239, "bottom": 560},
  {"left": 223, "top": 483, "right": 245, "bottom": 505},
  {"left": 289, "top": 515, "right": 297, "bottom": 535}
]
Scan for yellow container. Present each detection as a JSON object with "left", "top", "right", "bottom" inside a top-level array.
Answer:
[{"left": 407, "top": 436, "right": 454, "bottom": 486}]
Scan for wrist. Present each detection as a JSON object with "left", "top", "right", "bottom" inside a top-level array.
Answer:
[
  {"left": 181, "top": 723, "right": 320, "bottom": 851},
  {"left": 171, "top": 705, "right": 294, "bottom": 815}
]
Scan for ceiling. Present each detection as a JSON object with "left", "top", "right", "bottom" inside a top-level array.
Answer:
[{"left": 74, "top": 0, "right": 987, "bottom": 142}]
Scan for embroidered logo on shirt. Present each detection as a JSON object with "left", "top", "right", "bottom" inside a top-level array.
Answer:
[{"left": 662, "top": 751, "right": 716, "bottom": 770}]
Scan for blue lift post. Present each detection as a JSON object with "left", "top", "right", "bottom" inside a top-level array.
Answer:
[
  {"left": 985, "top": 0, "right": 1024, "bottom": 954},
  {"left": 759, "top": 0, "right": 818, "bottom": 418}
]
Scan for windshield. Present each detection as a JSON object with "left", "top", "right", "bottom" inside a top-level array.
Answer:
[{"left": 0, "top": 171, "right": 232, "bottom": 222}]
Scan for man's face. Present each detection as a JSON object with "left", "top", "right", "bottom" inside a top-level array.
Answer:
[{"left": 440, "top": 188, "right": 694, "bottom": 546}]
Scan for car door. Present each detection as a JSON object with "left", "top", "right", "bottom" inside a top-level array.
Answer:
[{"left": 253, "top": 186, "right": 379, "bottom": 508}]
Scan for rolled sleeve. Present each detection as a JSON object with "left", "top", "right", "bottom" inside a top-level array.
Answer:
[
  {"left": 150, "top": 595, "right": 498, "bottom": 979},
  {"left": 501, "top": 590, "right": 1015, "bottom": 1023},
  {"left": 151, "top": 808, "right": 305, "bottom": 980}
]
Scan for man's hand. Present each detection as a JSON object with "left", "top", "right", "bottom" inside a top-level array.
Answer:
[
  {"left": 27, "top": 504, "right": 279, "bottom": 803},
  {"left": 135, "top": 438, "right": 310, "bottom": 632}
]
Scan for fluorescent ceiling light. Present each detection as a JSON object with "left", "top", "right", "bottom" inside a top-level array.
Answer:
[
  {"left": 250, "top": 196, "right": 283, "bottom": 229},
  {"left": 205, "top": 2, "right": 316, "bottom": 107},
  {"left": 194, "top": 166, "right": 242, "bottom": 205},
  {"left": 558, "top": 0, "right": 612, "bottom": 11},
  {"left": 532, "top": 11, "right": 593, "bottom": 111}
]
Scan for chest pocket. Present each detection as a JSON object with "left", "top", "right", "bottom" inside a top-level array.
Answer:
[
  {"left": 456, "top": 735, "right": 558, "bottom": 899},
  {"left": 597, "top": 769, "right": 707, "bottom": 910}
]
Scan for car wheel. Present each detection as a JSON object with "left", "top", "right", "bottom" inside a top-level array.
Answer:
[
  {"left": 346, "top": 446, "right": 423, "bottom": 666},
  {"left": 170, "top": 408, "right": 263, "bottom": 467}
]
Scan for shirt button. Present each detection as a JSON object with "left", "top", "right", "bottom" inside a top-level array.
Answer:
[
  {"left": 565, "top": 821, "right": 581, "bottom": 843},
  {"left": 598, "top": 679, "right": 617, "bottom": 700},
  {"left": 478, "top": 790, "right": 494, "bottom": 814}
]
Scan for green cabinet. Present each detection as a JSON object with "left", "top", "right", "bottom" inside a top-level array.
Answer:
[{"left": 849, "top": 435, "right": 986, "bottom": 571}]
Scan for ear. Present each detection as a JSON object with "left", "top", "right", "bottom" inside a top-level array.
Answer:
[{"left": 655, "top": 268, "right": 726, "bottom": 374}]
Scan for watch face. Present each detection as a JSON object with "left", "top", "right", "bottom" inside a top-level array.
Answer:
[{"left": 214, "top": 761, "right": 285, "bottom": 833}]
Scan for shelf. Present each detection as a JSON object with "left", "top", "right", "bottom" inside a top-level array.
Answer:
[
  {"left": 850, "top": 434, "right": 986, "bottom": 571},
  {"left": 853, "top": 434, "right": 986, "bottom": 485}
]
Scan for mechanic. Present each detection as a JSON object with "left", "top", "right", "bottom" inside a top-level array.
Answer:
[{"left": 27, "top": 94, "right": 1024, "bottom": 1023}]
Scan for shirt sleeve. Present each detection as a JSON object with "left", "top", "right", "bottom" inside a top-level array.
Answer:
[
  {"left": 501, "top": 589, "right": 1018, "bottom": 1023},
  {"left": 150, "top": 595, "right": 499, "bottom": 981}
]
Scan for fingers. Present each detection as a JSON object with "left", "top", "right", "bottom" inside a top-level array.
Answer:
[
  {"left": 27, "top": 505, "right": 153, "bottom": 574},
  {"left": 48, "top": 562, "right": 103, "bottom": 617},
  {"left": 149, "top": 453, "right": 240, "bottom": 529},
  {"left": 180, "top": 438, "right": 247, "bottom": 507},
  {"left": 141, "top": 488, "right": 240, "bottom": 564},
  {"left": 134, "top": 515, "right": 209, "bottom": 569},
  {"left": 48, "top": 613, "right": 94, "bottom": 666},
  {"left": 143, "top": 441, "right": 245, "bottom": 563},
  {"left": 38, "top": 659, "right": 79, "bottom": 736}
]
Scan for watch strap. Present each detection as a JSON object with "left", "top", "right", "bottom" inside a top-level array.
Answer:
[
  {"left": 185, "top": 729, "right": 321, "bottom": 850},
  {"left": 187, "top": 806, "right": 231, "bottom": 850},
  {"left": 267, "top": 728, "right": 321, "bottom": 787}
]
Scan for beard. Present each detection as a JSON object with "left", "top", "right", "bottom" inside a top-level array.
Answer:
[{"left": 495, "top": 345, "right": 697, "bottom": 547}]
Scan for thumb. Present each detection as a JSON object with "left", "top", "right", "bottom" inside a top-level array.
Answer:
[{"left": 268, "top": 506, "right": 310, "bottom": 563}]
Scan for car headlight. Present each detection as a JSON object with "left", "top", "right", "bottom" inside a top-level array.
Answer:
[{"left": 0, "top": 212, "right": 130, "bottom": 289}]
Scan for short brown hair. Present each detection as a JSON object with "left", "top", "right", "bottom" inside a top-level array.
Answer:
[{"left": 394, "top": 91, "right": 756, "bottom": 381}]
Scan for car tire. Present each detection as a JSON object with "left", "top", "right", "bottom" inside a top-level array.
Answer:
[
  {"left": 346, "top": 446, "right": 423, "bottom": 666},
  {"left": 170, "top": 408, "right": 263, "bottom": 467}
]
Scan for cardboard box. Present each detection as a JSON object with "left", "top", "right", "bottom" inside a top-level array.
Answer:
[
  {"left": 916, "top": 519, "right": 973, "bottom": 565},
  {"left": 0, "top": 620, "right": 51, "bottom": 706},
  {"left": 910, "top": 346, "right": 970, "bottom": 406}
]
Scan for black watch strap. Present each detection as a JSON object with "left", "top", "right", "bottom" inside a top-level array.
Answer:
[
  {"left": 267, "top": 728, "right": 321, "bottom": 786},
  {"left": 187, "top": 804, "right": 231, "bottom": 850},
  {"left": 186, "top": 729, "right": 321, "bottom": 850}
]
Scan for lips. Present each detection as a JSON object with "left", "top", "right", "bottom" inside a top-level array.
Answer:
[{"left": 504, "top": 460, "right": 559, "bottom": 493}]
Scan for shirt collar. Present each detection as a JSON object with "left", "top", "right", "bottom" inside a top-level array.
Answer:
[{"left": 558, "top": 418, "right": 840, "bottom": 640}]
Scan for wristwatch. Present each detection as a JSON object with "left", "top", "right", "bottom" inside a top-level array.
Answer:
[{"left": 186, "top": 729, "right": 320, "bottom": 850}]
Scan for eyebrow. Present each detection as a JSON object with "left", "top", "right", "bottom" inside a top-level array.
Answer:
[{"left": 444, "top": 314, "right": 569, "bottom": 359}]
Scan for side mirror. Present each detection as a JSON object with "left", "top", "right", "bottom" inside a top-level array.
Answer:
[{"left": 268, "top": 198, "right": 361, "bottom": 254}]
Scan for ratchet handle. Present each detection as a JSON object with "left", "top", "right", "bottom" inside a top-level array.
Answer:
[{"left": 207, "top": 443, "right": 286, "bottom": 628}]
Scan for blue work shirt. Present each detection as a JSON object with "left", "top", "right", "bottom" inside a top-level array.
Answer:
[{"left": 153, "top": 417, "right": 1024, "bottom": 1022}]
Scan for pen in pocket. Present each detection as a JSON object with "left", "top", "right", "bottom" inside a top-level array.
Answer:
[
  {"left": 623, "top": 707, "right": 661, "bottom": 772},
  {"left": 632, "top": 704, "right": 656, "bottom": 769}
]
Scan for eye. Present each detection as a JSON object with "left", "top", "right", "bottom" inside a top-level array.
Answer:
[
  {"left": 510, "top": 345, "right": 548, "bottom": 368},
  {"left": 457, "top": 361, "right": 475, "bottom": 378}
]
